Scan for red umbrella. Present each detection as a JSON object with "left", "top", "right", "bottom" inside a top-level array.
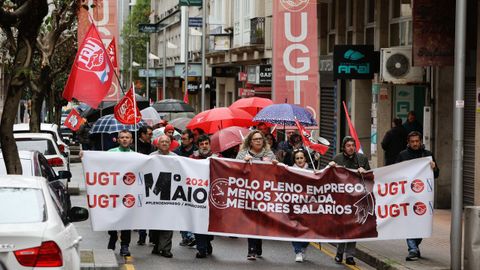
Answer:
[
  {"left": 229, "top": 97, "right": 274, "bottom": 116},
  {"left": 186, "top": 107, "right": 253, "bottom": 134},
  {"left": 210, "top": 126, "right": 250, "bottom": 153}
]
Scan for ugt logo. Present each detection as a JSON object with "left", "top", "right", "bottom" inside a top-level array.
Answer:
[
  {"left": 143, "top": 172, "right": 207, "bottom": 204},
  {"left": 77, "top": 37, "right": 110, "bottom": 84},
  {"left": 280, "top": 0, "right": 310, "bottom": 12}
]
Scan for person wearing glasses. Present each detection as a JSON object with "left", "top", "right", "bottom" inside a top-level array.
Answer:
[
  {"left": 290, "top": 148, "right": 311, "bottom": 262},
  {"left": 236, "top": 130, "right": 277, "bottom": 260}
]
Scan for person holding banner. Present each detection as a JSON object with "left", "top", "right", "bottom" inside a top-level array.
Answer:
[
  {"left": 190, "top": 135, "right": 221, "bottom": 258},
  {"left": 149, "top": 135, "right": 178, "bottom": 258},
  {"left": 106, "top": 130, "right": 134, "bottom": 257},
  {"left": 396, "top": 131, "right": 439, "bottom": 261},
  {"left": 329, "top": 136, "right": 370, "bottom": 266},
  {"left": 236, "top": 130, "right": 277, "bottom": 260},
  {"left": 290, "top": 148, "right": 311, "bottom": 262}
]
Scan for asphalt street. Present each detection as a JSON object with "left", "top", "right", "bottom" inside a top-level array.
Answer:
[{"left": 70, "top": 163, "right": 373, "bottom": 270}]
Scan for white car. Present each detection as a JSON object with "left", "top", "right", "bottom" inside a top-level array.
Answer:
[
  {"left": 14, "top": 123, "right": 71, "bottom": 162},
  {"left": 0, "top": 175, "right": 88, "bottom": 269},
  {"left": 13, "top": 133, "right": 69, "bottom": 174}
]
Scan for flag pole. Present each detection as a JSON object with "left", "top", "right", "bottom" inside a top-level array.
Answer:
[
  {"left": 305, "top": 147, "right": 317, "bottom": 173},
  {"left": 133, "top": 82, "right": 138, "bottom": 152}
]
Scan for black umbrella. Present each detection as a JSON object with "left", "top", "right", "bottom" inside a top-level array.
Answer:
[
  {"left": 82, "top": 95, "right": 149, "bottom": 122},
  {"left": 152, "top": 99, "right": 195, "bottom": 113}
]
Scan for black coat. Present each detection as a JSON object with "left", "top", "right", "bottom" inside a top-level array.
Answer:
[
  {"left": 135, "top": 139, "right": 156, "bottom": 155},
  {"left": 396, "top": 146, "right": 439, "bottom": 178},
  {"left": 381, "top": 126, "right": 408, "bottom": 165}
]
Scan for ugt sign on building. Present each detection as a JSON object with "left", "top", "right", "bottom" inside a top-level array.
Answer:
[{"left": 273, "top": 0, "right": 319, "bottom": 122}]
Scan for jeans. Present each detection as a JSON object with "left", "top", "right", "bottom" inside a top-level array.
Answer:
[
  {"left": 406, "top": 238, "right": 422, "bottom": 254},
  {"left": 291, "top": 242, "right": 309, "bottom": 253},
  {"left": 108, "top": 230, "right": 131, "bottom": 247},
  {"left": 248, "top": 238, "right": 262, "bottom": 254},
  {"left": 195, "top": 234, "right": 213, "bottom": 253},
  {"left": 181, "top": 231, "right": 195, "bottom": 241}
]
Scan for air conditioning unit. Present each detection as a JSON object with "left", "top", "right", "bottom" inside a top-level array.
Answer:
[{"left": 380, "top": 47, "right": 424, "bottom": 84}]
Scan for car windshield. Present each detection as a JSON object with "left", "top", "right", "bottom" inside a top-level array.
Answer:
[
  {"left": 16, "top": 138, "right": 57, "bottom": 155},
  {"left": 0, "top": 187, "right": 45, "bottom": 223},
  {"left": 0, "top": 158, "right": 33, "bottom": 176}
]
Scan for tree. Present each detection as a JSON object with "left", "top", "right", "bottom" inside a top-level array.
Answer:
[
  {"left": 0, "top": 0, "right": 49, "bottom": 174},
  {"left": 29, "top": 0, "right": 80, "bottom": 132},
  {"left": 121, "top": 0, "right": 149, "bottom": 95}
]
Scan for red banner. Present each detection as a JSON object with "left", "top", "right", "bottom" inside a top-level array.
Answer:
[
  {"left": 78, "top": 0, "right": 121, "bottom": 102},
  {"left": 209, "top": 159, "right": 378, "bottom": 240},
  {"left": 273, "top": 0, "right": 319, "bottom": 123}
]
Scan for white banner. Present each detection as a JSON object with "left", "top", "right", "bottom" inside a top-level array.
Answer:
[{"left": 82, "top": 151, "right": 434, "bottom": 241}]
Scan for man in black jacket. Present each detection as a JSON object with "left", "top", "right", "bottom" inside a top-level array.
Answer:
[
  {"left": 396, "top": 131, "right": 439, "bottom": 261},
  {"left": 330, "top": 136, "right": 370, "bottom": 266},
  {"left": 381, "top": 118, "right": 408, "bottom": 165}
]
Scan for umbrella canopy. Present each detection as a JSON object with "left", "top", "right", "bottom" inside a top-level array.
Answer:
[
  {"left": 169, "top": 117, "right": 193, "bottom": 131},
  {"left": 152, "top": 127, "right": 181, "bottom": 141},
  {"left": 210, "top": 126, "right": 250, "bottom": 153},
  {"left": 90, "top": 114, "right": 147, "bottom": 134},
  {"left": 229, "top": 97, "right": 273, "bottom": 116},
  {"left": 141, "top": 107, "right": 162, "bottom": 126},
  {"left": 186, "top": 107, "right": 254, "bottom": 134},
  {"left": 82, "top": 95, "right": 149, "bottom": 122},
  {"left": 152, "top": 99, "right": 195, "bottom": 112},
  {"left": 253, "top": 104, "right": 316, "bottom": 126}
]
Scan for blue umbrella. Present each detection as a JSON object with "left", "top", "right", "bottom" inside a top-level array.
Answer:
[
  {"left": 253, "top": 104, "right": 316, "bottom": 126},
  {"left": 90, "top": 114, "right": 147, "bottom": 134}
]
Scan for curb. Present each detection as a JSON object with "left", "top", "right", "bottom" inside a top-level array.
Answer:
[
  {"left": 80, "top": 249, "right": 118, "bottom": 270},
  {"left": 354, "top": 245, "right": 409, "bottom": 270}
]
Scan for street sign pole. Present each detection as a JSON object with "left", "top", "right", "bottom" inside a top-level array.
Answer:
[
  {"left": 184, "top": 7, "right": 189, "bottom": 101},
  {"left": 146, "top": 40, "right": 150, "bottom": 102},
  {"left": 163, "top": 27, "right": 167, "bottom": 101},
  {"left": 201, "top": 0, "right": 206, "bottom": 111}
]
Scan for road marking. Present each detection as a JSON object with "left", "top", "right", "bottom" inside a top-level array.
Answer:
[
  {"left": 123, "top": 256, "right": 135, "bottom": 270},
  {"left": 310, "top": 243, "right": 362, "bottom": 270}
]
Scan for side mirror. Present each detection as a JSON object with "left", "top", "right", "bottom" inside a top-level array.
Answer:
[
  {"left": 68, "top": 206, "right": 89, "bottom": 222},
  {"left": 57, "top": 170, "right": 72, "bottom": 179}
]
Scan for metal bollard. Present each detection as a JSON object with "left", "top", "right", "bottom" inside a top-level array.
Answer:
[{"left": 464, "top": 206, "right": 480, "bottom": 270}]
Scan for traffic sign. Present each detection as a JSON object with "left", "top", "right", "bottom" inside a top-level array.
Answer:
[
  {"left": 138, "top": 23, "right": 159, "bottom": 33},
  {"left": 188, "top": 17, "right": 203, "bottom": 27},
  {"left": 179, "top": 0, "right": 202, "bottom": 6}
]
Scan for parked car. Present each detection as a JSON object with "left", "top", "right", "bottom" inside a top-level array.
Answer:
[
  {"left": 13, "top": 133, "right": 69, "bottom": 173},
  {"left": 0, "top": 150, "right": 72, "bottom": 209},
  {"left": 13, "top": 123, "right": 71, "bottom": 161},
  {"left": 0, "top": 175, "right": 88, "bottom": 269}
]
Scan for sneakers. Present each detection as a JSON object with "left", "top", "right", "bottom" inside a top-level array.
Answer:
[
  {"left": 180, "top": 238, "right": 196, "bottom": 247},
  {"left": 247, "top": 253, "right": 256, "bottom": 260},
  {"left": 334, "top": 252, "right": 343, "bottom": 263},
  {"left": 295, "top": 252, "right": 304, "bottom": 262},
  {"left": 345, "top": 257, "right": 356, "bottom": 265},
  {"left": 406, "top": 251, "right": 420, "bottom": 261},
  {"left": 119, "top": 245, "right": 131, "bottom": 257}
]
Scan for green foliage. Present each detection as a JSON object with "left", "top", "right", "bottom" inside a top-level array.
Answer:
[{"left": 121, "top": 0, "right": 150, "bottom": 88}]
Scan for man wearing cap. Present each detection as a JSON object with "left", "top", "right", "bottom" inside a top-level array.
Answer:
[{"left": 329, "top": 136, "right": 370, "bottom": 266}]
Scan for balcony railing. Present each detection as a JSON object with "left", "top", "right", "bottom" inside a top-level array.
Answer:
[{"left": 250, "top": 17, "right": 265, "bottom": 45}]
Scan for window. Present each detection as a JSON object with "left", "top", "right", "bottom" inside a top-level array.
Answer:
[
  {"left": 327, "top": 2, "right": 336, "bottom": 53},
  {"left": 0, "top": 188, "right": 45, "bottom": 223},
  {"left": 364, "top": 0, "right": 375, "bottom": 45},
  {"left": 389, "top": 0, "right": 412, "bottom": 46},
  {"left": 15, "top": 138, "right": 57, "bottom": 156}
]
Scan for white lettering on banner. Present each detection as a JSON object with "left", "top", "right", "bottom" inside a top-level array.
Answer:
[{"left": 82, "top": 152, "right": 434, "bottom": 242}]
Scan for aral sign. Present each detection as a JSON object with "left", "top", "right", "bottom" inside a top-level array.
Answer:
[
  {"left": 273, "top": 0, "right": 319, "bottom": 122},
  {"left": 333, "top": 45, "right": 376, "bottom": 80}
]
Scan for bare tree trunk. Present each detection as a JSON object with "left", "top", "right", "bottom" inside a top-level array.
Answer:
[
  {"left": 0, "top": 0, "right": 49, "bottom": 174},
  {"left": 29, "top": 89, "right": 44, "bottom": 132}
]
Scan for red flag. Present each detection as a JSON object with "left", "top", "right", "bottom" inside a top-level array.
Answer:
[
  {"left": 114, "top": 85, "right": 142, "bottom": 125},
  {"left": 63, "top": 24, "right": 114, "bottom": 108},
  {"left": 64, "top": 109, "right": 84, "bottom": 132},
  {"left": 183, "top": 89, "right": 189, "bottom": 104},
  {"left": 294, "top": 119, "right": 329, "bottom": 155},
  {"left": 342, "top": 101, "right": 362, "bottom": 153},
  {"left": 107, "top": 38, "right": 118, "bottom": 68}
]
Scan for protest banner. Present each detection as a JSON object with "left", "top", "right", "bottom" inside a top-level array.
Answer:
[{"left": 82, "top": 152, "right": 434, "bottom": 242}]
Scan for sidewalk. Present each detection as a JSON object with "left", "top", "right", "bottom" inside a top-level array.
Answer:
[{"left": 355, "top": 209, "right": 451, "bottom": 270}]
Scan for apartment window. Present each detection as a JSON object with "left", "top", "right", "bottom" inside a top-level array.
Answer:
[
  {"left": 364, "top": 0, "right": 375, "bottom": 45},
  {"left": 327, "top": 2, "right": 336, "bottom": 53},
  {"left": 389, "top": 0, "right": 412, "bottom": 47},
  {"left": 346, "top": 0, "right": 353, "bottom": 44}
]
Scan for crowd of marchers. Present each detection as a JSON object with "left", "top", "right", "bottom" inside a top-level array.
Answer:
[{"left": 80, "top": 110, "right": 439, "bottom": 266}]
